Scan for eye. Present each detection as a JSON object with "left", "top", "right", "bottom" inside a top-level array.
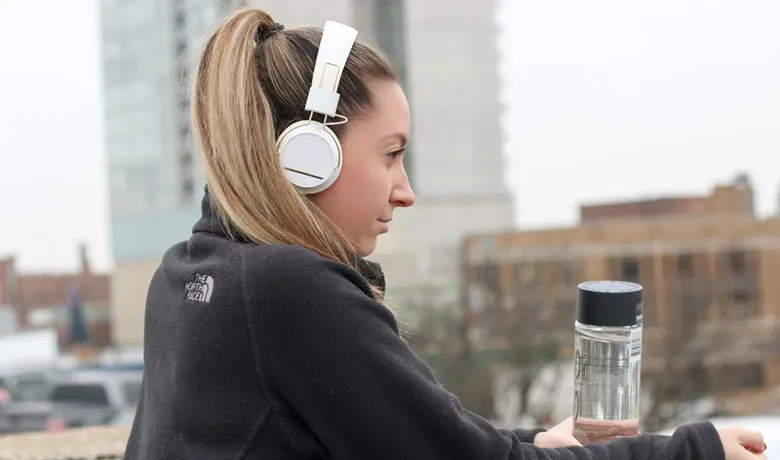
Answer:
[{"left": 387, "top": 149, "right": 405, "bottom": 159}]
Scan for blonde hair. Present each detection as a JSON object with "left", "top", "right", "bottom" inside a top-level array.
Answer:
[{"left": 192, "top": 8, "right": 396, "bottom": 298}]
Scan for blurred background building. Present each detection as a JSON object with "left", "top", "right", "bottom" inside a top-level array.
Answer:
[
  {"left": 0, "top": 259, "right": 18, "bottom": 336},
  {"left": 0, "top": 246, "right": 110, "bottom": 349},
  {"left": 461, "top": 175, "right": 780, "bottom": 425},
  {"left": 103, "top": 0, "right": 514, "bottom": 346}
]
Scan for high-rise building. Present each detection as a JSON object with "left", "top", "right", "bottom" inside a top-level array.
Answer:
[
  {"left": 103, "top": 0, "right": 513, "bottom": 346},
  {"left": 101, "top": 0, "right": 244, "bottom": 345}
]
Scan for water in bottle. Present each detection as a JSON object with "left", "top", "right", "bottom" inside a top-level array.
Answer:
[{"left": 572, "top": 280, "right": 643, "bottom": 444}]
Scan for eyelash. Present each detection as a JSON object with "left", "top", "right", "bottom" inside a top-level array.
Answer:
[{"left": 388, "top": 149, "right": 405, "bottom": 159}]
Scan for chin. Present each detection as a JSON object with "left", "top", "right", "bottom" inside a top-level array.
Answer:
[{"left": 355, "top": 238, "right": 378, "bottom": 257}]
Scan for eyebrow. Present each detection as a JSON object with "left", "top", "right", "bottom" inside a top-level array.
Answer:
[{"left": 381, "top": 132, "right": 408, "bottom": 147}]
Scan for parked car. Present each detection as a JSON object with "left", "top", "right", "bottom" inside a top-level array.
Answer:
[
  {"left": 0, "top": 370, "right": 58, "bottom": 403},
  {"left": 108, "top": 407, "right": 137, "bottom": 426},
  {"left": 0, "top": 369, "right": 141, "bottom": 434},
  {"left": 0, "top": 378, "right": 11, "bottom": 404}
]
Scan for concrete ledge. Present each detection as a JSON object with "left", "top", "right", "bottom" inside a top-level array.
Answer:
[{"left": 0, "top": 426, "right": 129, "bottom": 460}]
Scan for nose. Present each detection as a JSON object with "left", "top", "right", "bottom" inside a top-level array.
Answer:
[{"left": 390, "top": 167, "right": 415, "bottom": 208}]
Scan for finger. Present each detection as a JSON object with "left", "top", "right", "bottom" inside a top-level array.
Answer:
[
  {"left": 736, "top": 429, "right": 765, "bottom": 450},
  {"left": 550, "top": 418, "right": 573, "bottom": 434},
  {"left": 554, "top": 434, "right": 581, "bottom": 447},
  {"left": 745, "top": 444, "right": 767, "bottom": 455},
  {"left": 535, "top": 433, "right": 582, "bottom": 448},
  {"left": 551, "top": 417, "right": 573, "bottom": 429}
]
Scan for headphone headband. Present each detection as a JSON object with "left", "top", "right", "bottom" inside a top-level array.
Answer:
[
  {"left": 304, "top": 21, "right": 358, "bottom": 117},
  {"left": 277, "top": 21, "right": 357, "bottom": 195}
]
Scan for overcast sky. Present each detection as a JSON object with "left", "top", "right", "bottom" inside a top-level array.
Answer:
[{"left": 1, "top": 0, "right": 779, "bottom": 272}]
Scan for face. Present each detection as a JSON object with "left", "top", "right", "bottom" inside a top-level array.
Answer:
[{"left": 313, "top": 80, "right": 415, "bottom": 256}]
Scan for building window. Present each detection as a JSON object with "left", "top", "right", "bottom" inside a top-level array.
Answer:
[
  {"left": 371, "top": 0, "right": 412, "bottom": 186},
  {"left": 479, "top": 263, "right": 501, "bottom": 297},
  {"left": 727, "top": 250, "right": 750, "bottom": 304},
  {"left": 621, "top": 257, "right": 639, "bottom": 283},
  {"left": 174, "top": 11, "right": 185, "bottom": 29},
  {"left": 181, "top": 148, "right": 193, "bottom": 168},
  {"left": 728, "top": 250, "right": 746, "bottom": 275},
  {"left": 180, "top": 121, "right": 190, "bottom": 141},
  {"left": 182, "top": 179, "right": 194, "bottom": 199},
  {"left": 733, "top": 285, "right": 749, "bottom": 303},
  {"left": 712, "top": 363, "right": 764, "bottom": 391},
  {"left": 677, "top": 253, "right": 694, "bottom": 277},
  {"left": 372, "top": 0, "right": 407, "bottom": 85}
]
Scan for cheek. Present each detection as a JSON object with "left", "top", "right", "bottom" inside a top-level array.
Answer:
[
  {"left": 345, "top": 161, "right": 388, "bottom": 199},
  {"left": 315, "top": 162, "right": 389, "bottom": 233}
]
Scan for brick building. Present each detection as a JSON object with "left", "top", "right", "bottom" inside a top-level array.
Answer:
[
  {"left": 0, "top": 257, "right": 19, "bottom": 334},
  {"left": 0, "top": 246, "right": 112, "bottom": 348},
  {"left": 460, "top": 178, "right": 780, "bottom": 415},
  {"left": 580, "top": 173, "right": 754, "bottom": 223}
]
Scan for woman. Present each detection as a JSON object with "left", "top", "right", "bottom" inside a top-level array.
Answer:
[{"left": 124, "top": 8, "right": 766, "bottom": 460}]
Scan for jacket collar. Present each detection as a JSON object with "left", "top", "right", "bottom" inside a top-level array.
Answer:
[{"left": 193, "top": 188, "right": 386, "bottom": 293}]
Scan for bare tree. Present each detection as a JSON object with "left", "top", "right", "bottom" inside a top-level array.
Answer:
[
  {"left": 641, "top": 333, "right": 711, "bottom": 432},
  {"left": 470, "top": 261, "right": 572, "bottom": 425},
  {"left": 641, "top": 272, "right": 714, "bottom": 432}
]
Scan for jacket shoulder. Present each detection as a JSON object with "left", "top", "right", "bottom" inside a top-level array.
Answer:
[
  {"left": 240, "top": 244, "right": 372, "bottom": 298},
  {"left": 244, "top": 243, "right": 329, "bottom": 268}
]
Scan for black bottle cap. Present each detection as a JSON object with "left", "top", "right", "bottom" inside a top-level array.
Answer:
[{"left": 576, "top": 280, "right": 643, "bottom": 327}]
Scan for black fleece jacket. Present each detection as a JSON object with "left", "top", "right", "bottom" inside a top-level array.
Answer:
[{"left": 124, "top": 193, "right": 726, "bottom": 460}]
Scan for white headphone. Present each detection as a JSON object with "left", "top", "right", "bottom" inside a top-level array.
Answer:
[{"left": 276, "top": 21, "right": 359, "bottom": 194}]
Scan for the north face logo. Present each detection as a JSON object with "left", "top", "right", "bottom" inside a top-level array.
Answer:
[{"left": 185, "top": 274, "right": 214, "bottom": 303}]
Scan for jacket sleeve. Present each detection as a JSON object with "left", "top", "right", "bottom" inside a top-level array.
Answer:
[
  {"left": 244, "top": 245, "right": 725, "bottom": 460},
  {"left": 514, "top": 426, "right": 547, "bottom": 443}
]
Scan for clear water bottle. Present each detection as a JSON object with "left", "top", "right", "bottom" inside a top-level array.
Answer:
[{"left": 572, "top": 280, "right": 643, "bottom": 444}]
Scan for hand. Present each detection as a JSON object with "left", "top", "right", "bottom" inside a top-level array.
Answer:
[
  {"left": 534, "top": 417, "right": 582, "bottom": 448},
  {"left": 717, "top": 426, "right": 767, "bottom": 459}
]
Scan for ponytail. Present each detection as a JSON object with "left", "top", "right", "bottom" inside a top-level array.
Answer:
[{"left": 191, "top": 8, "right": 396, "bottom": 301}]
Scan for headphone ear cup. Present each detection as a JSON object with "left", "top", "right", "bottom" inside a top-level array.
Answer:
[{"left": 277, "top": 121, "right": 342, "bottom": 194}]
